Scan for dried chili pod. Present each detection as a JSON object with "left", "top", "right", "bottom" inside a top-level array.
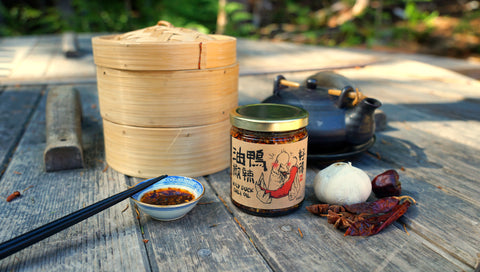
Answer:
[
  {"left": 371, "top": 169, "right": 402, "bottom": 198},
  {"left": 6, "top": 191, "right": 21, "bottom": 202},
  {"left": 344, "top": 200, "right": 412, "bottom": 236},
  {"left": 343, "top": 196, "right": 400, "bottom": 214},
  {"left": 306, "top": 204, "right": 344, "bottom": 215},
  {"left": 307, "top": 196, "right": 416, "bottom": 236}
]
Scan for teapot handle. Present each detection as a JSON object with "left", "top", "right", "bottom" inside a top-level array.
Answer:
[
  {"left": 273, "top": 75, "right": 287, "bottom": 95},
  {"left": 274, "top": 75, "right": 303, "bottom": 95},
  {"left": 337, "top": 86, "right": 356, "bottom": 108}
]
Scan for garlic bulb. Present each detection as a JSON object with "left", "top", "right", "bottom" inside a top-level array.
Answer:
[{"left": 314, "top": 162, "right": 371, "bottom": 205}]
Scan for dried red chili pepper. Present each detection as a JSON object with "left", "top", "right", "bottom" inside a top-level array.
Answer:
[
  {"left": 371, "top": 169, "right": 402, "bottom": 197},
  {"left": 306, "top": 203, "right": 341, "bottom": 215},
  {"left": 6, "top": 191, "right": 21, "bottom": 202},
  {"left": 343, "top": 196, "right": 400, "bottom": 214},
  {"left": 344, "top": 200, "right": 412, "bottom": 236},
  {"left": 306, "top": 196, "right": 415, "bottom": 236}
]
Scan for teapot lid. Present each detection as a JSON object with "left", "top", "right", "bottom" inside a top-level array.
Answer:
[{"left": 230, "top": 103, "right": 309, "bottom": 132}]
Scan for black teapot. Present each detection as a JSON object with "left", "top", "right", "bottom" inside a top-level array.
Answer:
[{"left": 262, "top": 71, "right": 382, "bottom": 155}]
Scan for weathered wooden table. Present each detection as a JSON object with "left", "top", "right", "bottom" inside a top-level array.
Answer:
[{"left": 1, "top": 34, "right": 480, "bottom": 271}]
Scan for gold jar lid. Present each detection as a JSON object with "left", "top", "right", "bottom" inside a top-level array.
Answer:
[{"left": 230, "top": 103, "right": 309, "bottom": 132}]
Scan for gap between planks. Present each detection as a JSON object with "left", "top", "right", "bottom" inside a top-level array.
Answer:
[{"left": 203, "top": 175, "right": 276, "bottom": 271}]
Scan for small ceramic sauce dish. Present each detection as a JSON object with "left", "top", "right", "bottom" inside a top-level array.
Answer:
[{"left": 131, "top": 176, "right": 204, "bottom": 221}]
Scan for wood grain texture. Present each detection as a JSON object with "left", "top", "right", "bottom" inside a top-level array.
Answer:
[
  {"left": 236, "top": 66, "right": 480, "bottom": 270},
  {"left": 2, "top": 34, "right": 480, "bottom": 272},
  {"left": 0, "top": 36, "right": 39, "bottom": 79},
  {"left": 236, "top": 39, "right": 379, "bottom": 76},
  {"left": 97, "top": 63, "right": 238, "bottom": 127},
  {"left": 128, "top": 176, "right": 272, "bottom": 272},
  {"left": 92, "top": 34, "right": 236, "bottom": 71},
  {"left": 369, "top": 131, "right": 480, "bottom": 267},
  {"left": 0, "top": 34, "right": 96, "bottom": 86},
  {"left": 103, "top": 118, "right": 231, "bottom": 178},
  {"left": 3, "top": 35, "right": 478, "bottom": 86},
  {"left": 207, "top": 169, "right": 469, "bottom": 272},
  {"left": 0, "top": 86, "right": 42, "bottom": 175},
  {"left": 45, "top": 34, "right": 95, "bottom": 80},
  {"left": 44, "top": 86, "right": 84, "bottom": 171},
  {"left": 8, "top": 36, "right": 57, "bottom": 80},
  {"left": 0, "top": 84, "right": 148, "bottom": 271},
  {"left": 339, "top": 65, "right": 480, "bottom": 267}
]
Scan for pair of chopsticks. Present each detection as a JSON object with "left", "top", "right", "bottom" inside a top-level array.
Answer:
[{"left": 0, "top": 175, "right": 167, "bottom": 260}]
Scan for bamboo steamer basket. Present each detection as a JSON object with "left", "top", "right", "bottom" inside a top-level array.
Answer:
[
  {"left": 92, "top": 21, "right": 236, "bottom": 71},
  {"left": 92, "top": 20, "right": 238, "bottom": 127},
  {"left": 92, "top": 21, "right": 238, "bottom": 177},
  {"left": 96, "top": 64, "right": 238, "bottom": 127},
  {"left": 103, "top": 118, "right": 230, "bottom": 178}
]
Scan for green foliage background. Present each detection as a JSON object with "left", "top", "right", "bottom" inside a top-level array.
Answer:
[
  {"left": 0, "top": 0, "right": 478, "bottom": 56},
  {"left": 0, "top": 0, "right": 221, "bottom": 35}
]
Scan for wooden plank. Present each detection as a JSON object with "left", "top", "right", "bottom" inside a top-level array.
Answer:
[
  {"left": 237, "top": 60, "right": 480, "bottom": 107},
  {"left": 236, "top": 39, "right": 480, "bottom": 78},
  {"left": 0, "top": 34, "right": 97, "bottom": 86},
  {"left": 340, "top": 60, "right": 480, "bottom": 97},
  {"left": 338, "top": 63, "right": 480, "bottom": 266},
  {"left": 365, "top": 125, "right": 480, "bottom": 267},
  {"left": 234, "top": 66, "right": 480, "bottom": 270},
  {"left": 0, "top": 77, "right": 97, "bottom": 87},
  {"left": 44, "top": 86, "right": 84, "bottom": 171},
  {"left": 8, "top": 36, "right": 58, "bottom": 79},
  {"left": 62, "top": 32, "right": 80, "bottom": 58},
  {"left": 0, "top": 35, "right": 478, "bottom": 272},
  {"left": 0, "top": 34, "right": 95, "bottom": 84},
  {"left": 207, "top": 169, "right": 469, "bottom": 271},
  {"left": 0, "top": 84, "right": 148, "bottom": 271},
  {"left": 340, "top": 47, "right": 480, "bottom": 79},
  {"left": 334, "top": 63, "right": 480, "bottom": 191},
  {"left": 336, "top": 153, "right": 480, "bottom": 269},
  {"left": 0, "top": 36, "right": 39, "bottom": 78},
  {"left": 339, "top": 76, "right": 480, "bottom": 151},
  {"left": 371, "top": 122, "right": 480, "bottom": 200},
  {"left": 2, "top": 35, "right": 478, "bottom": 84},
  {"left": 320, "top": 64, "right": 480, "bottom": 267},
  {"left": 0, "top": 86, "right": 42, "bottom": 175},
  {"left": 128, "top": 176, "right": 272, "bottom": 271},
  {"left": 45, "top": 34, "right": 96, "bottom": 80},
  {"left": 236, "top": 39, "right": 380, "bottom": 76}
]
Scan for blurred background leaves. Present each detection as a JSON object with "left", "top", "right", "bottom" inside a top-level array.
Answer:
[{"left": 0, "top": 0, "right": 478, "bottom": 58}]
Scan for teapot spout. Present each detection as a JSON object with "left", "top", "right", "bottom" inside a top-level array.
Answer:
[
  {"left": 346, "top": 98, "right": 382, "bottom": 145},
  {"left": 359, "top": 97, "right": 382, "bottom": 113}
]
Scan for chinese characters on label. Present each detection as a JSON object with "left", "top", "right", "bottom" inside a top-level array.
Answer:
[{"left": 231, "top": 138, "right": 308, "bottom": 209}]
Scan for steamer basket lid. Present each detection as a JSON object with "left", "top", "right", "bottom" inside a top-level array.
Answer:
[{"left": 92, "top": 20, "right": 237, "bottom": 70}]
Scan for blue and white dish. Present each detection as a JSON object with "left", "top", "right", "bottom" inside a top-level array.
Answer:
[{"left": 131, "top": 176, "right": 204, "bottom": 221}]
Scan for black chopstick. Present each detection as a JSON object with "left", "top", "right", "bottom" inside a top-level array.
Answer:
[{"left": 0, "top": 174, "right": 167, "bottom": 260}]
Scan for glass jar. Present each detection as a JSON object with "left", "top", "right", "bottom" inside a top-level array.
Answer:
[{"left": 229, "top": 103, "right": 309, "bottom": 216}]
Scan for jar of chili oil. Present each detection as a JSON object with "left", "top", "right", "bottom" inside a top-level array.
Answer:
[{"left": 229, "top": 103, "right": 309, "bottom": 216}]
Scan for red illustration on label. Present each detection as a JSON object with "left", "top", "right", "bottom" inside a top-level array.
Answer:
[{"left": 231, "top": 137, "right": 307, "bottom": 210}]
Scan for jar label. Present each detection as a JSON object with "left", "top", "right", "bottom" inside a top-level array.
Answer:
[{"left": 231, "top": 137, "right": 308, "bottom": 210}]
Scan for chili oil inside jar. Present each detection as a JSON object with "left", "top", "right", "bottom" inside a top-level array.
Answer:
[{"left": 230, "top": 103, "right": 309, "bottom": 216}]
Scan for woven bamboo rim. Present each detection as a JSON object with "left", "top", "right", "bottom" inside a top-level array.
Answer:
[
  {"left": 97, "top": 63, "right": 238, "bottom": 127},
  {"left": 103, "top": 118, "right": 230, "bottom": 178},
  {"left": 92, "top": 21, "right": 236, "bottom": 70}
]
